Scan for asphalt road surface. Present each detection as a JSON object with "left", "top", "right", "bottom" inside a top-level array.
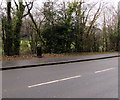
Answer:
[{"left": 2, "top": 57, "right": 118, "bottom": 98}]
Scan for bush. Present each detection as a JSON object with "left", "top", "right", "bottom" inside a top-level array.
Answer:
[{"left": 20, "top": 40, "right": 31, "bottom": 55}]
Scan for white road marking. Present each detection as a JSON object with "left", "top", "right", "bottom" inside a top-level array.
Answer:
[
  {"left": 95, "top": 68, "right": 115, "bottom": 74},
  {"left": 28, "top": 75, "right": 82, "bottom": 88}
]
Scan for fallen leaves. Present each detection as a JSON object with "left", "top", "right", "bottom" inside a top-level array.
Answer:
[{"left": 1, "top": 52, "right": 116, "bottom": 61}]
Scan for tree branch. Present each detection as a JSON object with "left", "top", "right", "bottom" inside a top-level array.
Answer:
[
  {"left": 13, "top": 0, "right": 18, "bottom": 10},
  {"left": 87, "top": 3, "right": 102, "bottom": 35},
  {"left": 23, "top": 2, "right": 34, "bottom": 18}
]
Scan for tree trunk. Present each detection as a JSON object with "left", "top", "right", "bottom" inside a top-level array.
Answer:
[
  {"left": 13, "top": 2, "right": 25, "bottom": 55},
  {"left": 5, "top": 1, "right": 13, "bottom": 56}
]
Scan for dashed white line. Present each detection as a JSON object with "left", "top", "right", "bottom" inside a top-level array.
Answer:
[
  {"left": 28, "top": 67, "right": 116, "bottom": 88},
  {"left": 28, "top": 75, "right": 82, "bottom": 88},
  {"left": 95, "top": 67, "right": 115, "bottom": 74}
]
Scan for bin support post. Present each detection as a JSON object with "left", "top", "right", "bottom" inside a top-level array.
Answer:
[{"left": 37, "top": 46, "right": 42, "bottom": 57}]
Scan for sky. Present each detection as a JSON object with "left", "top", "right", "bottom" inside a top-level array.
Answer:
[
  {"left": 0, "top": 0, "right": 119, "bottom": 9},
  {"left": 34, "top": 0, "right": 120, "bottom": 9},
  {"left": 0, "top": 0, "right": 119, "bottom": 27}
]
